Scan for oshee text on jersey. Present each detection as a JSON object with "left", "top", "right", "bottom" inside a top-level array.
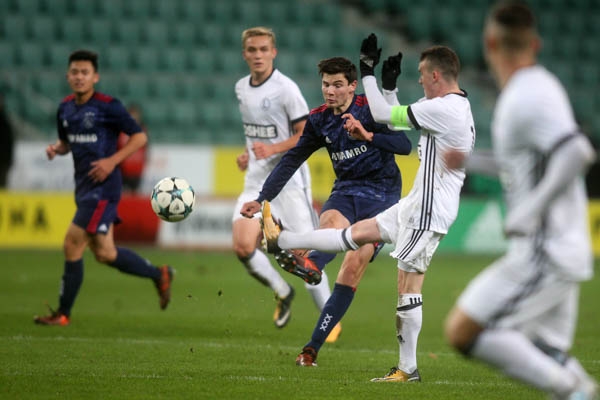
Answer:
[{"left": 244, "top": 123, "right": 277, "bottom": 139}]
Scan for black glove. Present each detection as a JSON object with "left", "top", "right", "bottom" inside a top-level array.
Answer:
[
  {"left": 359, "top": 33, "right": 382, "bottom": 78},
  {"left": 381, "top": 52, "right": 403, "bottom": 91}
]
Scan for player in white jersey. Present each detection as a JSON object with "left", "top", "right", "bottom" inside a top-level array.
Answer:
[
  {"left": 232, "top": 27, "right": 333, "bottom": 332},
  {"left": 261, "top": 36, "right": 475, "bottom": 380},
  {"left": 444, "top": 3, "right": 597, "bottom": 399}
]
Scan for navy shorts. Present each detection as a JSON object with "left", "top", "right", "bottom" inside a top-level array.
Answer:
[
  {"left": 73, "top": 198, "right": 121, "bottom": 235},
  {"left": 321, "top": 191, "right": 399, "bottom": 261}
]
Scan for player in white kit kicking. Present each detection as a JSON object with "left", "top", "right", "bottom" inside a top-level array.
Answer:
[
  {"left": 232, "top": 27, "right": 333, "bottom": 332},
  {"left": 444, "top": 3, "right": 598, "bottom": 399},
  {"left": 262, "top": 35, "right": 475, "bottom": 380}
]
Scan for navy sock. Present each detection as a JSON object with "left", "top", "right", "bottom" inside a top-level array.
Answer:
[
  {"left": 58, "top": 259, "right": 84, "bottom": 316},
  {"left": 308, "top": 250, "right": 336, "bottom": 272},
  {"left": 305, "top": 283, "right": 355, "bottom": 351},
  {"left": 109, "top": 247, "right": 161, "bottom": 280}
]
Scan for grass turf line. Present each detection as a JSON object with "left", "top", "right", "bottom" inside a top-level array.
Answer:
[{"left": 0, "top": 249, "right": 597, "bottom": 399}]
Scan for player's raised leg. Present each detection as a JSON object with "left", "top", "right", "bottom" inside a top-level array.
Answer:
[
  {"left": 275, "top": 250, "right": 323, "bottom": 285},
  {"left": 265, "top": 196, "right": 340, "bottom": 333},
  {"left": 262, "top": 201, "right": 324, "bottom": 285},
  {"left": 262, "top": 201, "right": 384, "bottom": 254},
  {"left": 89, "top": 224, "right": 174, "bottom": 310}
]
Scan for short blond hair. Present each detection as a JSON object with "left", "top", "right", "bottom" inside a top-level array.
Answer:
[{"left": 241, "top": 26, "right": 276, "bottom": 49}]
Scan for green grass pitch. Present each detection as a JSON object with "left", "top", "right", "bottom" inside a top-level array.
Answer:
[{"left": 1, "top": 249, "right": 598, "bottom": 399}]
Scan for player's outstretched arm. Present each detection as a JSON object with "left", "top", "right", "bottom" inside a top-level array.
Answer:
[
  {"left": 360, "top": 37, "right": 412, "bottom": 130},
  {"left": 363, "top": 76, "right": 396, "bottom": 126},
  {"left": 360, "top": 34, "right": 395, "bottom": 124},
  {"left": 504, "top": 134, "right": 596, "bottom": 236},
  {"left": 255, "top": 123, "right": 321, "bottom": 205}
]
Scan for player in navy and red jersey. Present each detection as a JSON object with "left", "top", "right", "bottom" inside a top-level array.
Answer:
[
  {"left": 241, "top": 57, "right": 412, "bottom": 362},
  {"left": 34, "top": 49, "right": 173, "bottom": 326}
]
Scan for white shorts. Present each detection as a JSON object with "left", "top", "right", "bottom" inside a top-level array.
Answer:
[
  {"left": 376, "top": 203, "right": 443, "bottom": 273},
  {"left": 232, "top": 186, "right": 318, "bottom": 234},
  {"left": 457, "top": 244, "right": 579, "bottom": 351}
]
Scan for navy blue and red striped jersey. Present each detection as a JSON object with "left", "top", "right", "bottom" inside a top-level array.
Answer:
[{"left": 56, "top": 92, "right": 142, "bottom": 203}]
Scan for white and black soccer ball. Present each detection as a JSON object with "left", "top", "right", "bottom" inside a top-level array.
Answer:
[{"left": 150, "top": 177, "right": 195, "bottom": 222}]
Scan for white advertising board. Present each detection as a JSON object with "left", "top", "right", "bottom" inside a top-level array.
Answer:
[
  {"left": 8, "top": 142, "right": 214, "bottom": 196},
  {"left": 157, "top": 197, "right": 236, "bottom": 249}
]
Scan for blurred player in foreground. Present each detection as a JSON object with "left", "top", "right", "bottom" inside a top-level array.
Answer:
[
  {"left": 444, "top": 3, "right": 598, "bottom": 399},
  {"left": 241, "top": 56, "right": 412, "bottom": 363},
  {"left": 35, "top": 50, "right": 173, "bottom": 326},
  {"left": 233, "top": 27, "right": 335, "bottom": 333}
]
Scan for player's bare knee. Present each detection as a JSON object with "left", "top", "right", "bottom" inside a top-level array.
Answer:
[
  {"left": 444, "top": 314, "right": 462, "bottom": 349},
  {"left": 94, "top": 253, "right": 107, "bottom": 264},
  {"left": 63, "top": 238, "right": 84, "bottom": 258},
  {"left": 444, "top": 308, "right": 481, "bottom": 355},
  {"left": 233, "top": 243, "right": 255, "bottom": 259},
  {"left": 337, "top": 260, "right": 365, "bottom": 286},
  {"left": 63, "top": 240, "right": 74, "bottom": 255},
  {"left": 93, "top": 248, "right": 116, "bottom": 264}
]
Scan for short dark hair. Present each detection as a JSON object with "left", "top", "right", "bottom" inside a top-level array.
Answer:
[
  {"left": 488, "top": 2, "right": 537, "bottom": 50},
  {"left": 68, "top": 49, "right": 98, "bottom": 71},
  {"left": 420, "top": 46, "right": 460, "bottom": 81},
  {"left": 317, "top": 57, "right": 357, "bottom": 84}
]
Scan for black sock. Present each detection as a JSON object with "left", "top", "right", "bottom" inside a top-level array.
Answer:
[
  {"left": 58, "top": 259, "right": 84, "bottom": 316},
  {"left": 108, "top": 247, "right": 160, "bottom": 280},
  {"left": 305, "top": 283, "right": 355, "bottom": 351}
]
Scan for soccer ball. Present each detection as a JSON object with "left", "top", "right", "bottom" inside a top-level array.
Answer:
[{"left": 150, "top": 177, "right": 195, "bottom": 222}]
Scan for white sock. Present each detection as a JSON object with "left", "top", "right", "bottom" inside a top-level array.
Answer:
[
  {"left": 305, "top": 270, "right": 331, "bottom": 311},
  {"left": 278, "top": 228, "right": 358, "bottom": 252},
  {"left": 471, "top": 330, "right": 577, "bottom": 397},
  {"left": 246, "top": 250, "right": 290, "bottom": 298},
  {"left": 396, "top": 294, "right": 423, "bottom": 374}
]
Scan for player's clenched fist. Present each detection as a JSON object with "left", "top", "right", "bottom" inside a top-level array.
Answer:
[{"left": 240, "top": 200, "right": 261, "bottom": 218}]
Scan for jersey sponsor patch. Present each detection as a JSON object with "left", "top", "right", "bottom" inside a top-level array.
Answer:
[
  {"left": 67, "top": 133, "right": 98, "bottom": 143},
  {"left": 243, "top": 123, "right": 277, "bottom": 138},
  {"left": 330, "top": 144, "right": 368, "bottom": 161}
]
